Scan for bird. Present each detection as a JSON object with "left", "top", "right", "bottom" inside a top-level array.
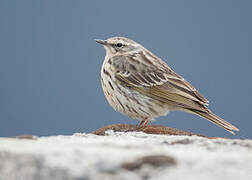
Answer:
[{"left": 95, "top": 37, "right": 239, "bottom": 134}]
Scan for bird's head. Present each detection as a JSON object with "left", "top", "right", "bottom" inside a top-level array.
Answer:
[{"left": 95, "top": 37, "right": 141, "bottom": 55}]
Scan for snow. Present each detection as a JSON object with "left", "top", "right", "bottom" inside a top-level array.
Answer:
[{"left": 0, "top": 131, "right": 252, "bottom": 180}]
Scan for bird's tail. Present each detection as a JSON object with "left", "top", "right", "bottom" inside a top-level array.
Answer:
[{"left": 189, "top": 110, "right": 239, "bottom": 135}]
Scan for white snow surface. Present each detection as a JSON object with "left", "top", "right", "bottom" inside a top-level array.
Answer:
[{"left": 0, "top": 131, "right": 252, "bottom": 180}]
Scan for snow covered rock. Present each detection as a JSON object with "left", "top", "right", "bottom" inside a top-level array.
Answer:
[{"left": 0, "top": 130, "right": 252, "bottom": 180}]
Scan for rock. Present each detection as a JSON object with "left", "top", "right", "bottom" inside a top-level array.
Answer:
[
  {"left": 0, "top": 130, "right": 252, "bottom": 180},
  {"left": 92, "top": 124, "right": 207, "bottom": 137},
  {"left": 8, "top": 134, "right": 38, "bottom": 140},
  {"left": 121, "top": 154, "right": 176, "bottom": 170}
]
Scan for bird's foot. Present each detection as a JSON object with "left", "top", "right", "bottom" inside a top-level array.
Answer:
[{"left": 137, "top": 119, "right": 150, "bottom": 129}]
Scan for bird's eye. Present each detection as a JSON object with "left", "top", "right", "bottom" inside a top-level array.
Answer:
[{"left": 115, "top": 43, "right": 123, "bottom": 47}]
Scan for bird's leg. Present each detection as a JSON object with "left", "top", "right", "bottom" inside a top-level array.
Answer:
[{"left": 137, "top": 118, "right": 150, "bottom": 129}]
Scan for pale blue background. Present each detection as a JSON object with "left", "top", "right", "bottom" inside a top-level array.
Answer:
[{"left": 1, "top": 0, "right": 251, "bottom": 138}]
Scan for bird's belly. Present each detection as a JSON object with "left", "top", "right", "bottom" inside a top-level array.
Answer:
[{"left": 101, "top": 75, "right": 169, "bottom": 120}]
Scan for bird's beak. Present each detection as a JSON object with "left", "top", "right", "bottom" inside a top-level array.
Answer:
[{"left": 95, "top": 39, "right": 108, "bottom": 45}]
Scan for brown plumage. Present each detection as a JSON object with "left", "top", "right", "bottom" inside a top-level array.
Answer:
[{"left": 96, "top": 37, "right": 239, "bottom": 134}]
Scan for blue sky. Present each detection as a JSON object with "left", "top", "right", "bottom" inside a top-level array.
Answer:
[{"left": 0, "top": 0, "right": 251, "bottom": 138}]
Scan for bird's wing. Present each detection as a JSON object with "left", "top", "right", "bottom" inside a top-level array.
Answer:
[
  {"left": 111, "top": 52, "right": 208, "bottom": 111},
  {"left": 110, "top": 52, "right": 240, "bottom": 134}
]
